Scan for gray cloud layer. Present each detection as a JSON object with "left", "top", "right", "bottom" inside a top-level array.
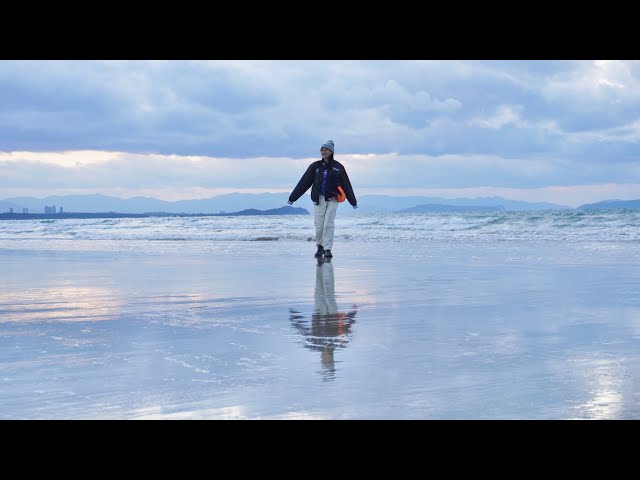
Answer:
[
  {"left": 0, "top": 60, "right": 639, "bottom": 204},
  {"left": 1, "top": 60, "right": 638, "bottom": 156}
]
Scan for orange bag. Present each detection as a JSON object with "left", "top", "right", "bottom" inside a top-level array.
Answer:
[{"left": 336, "top": 186, "right": 346, "bottom": 203}]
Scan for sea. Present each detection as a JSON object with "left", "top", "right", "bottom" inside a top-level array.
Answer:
[
  {"left": 2, "top": 209, "right": 640, "bottom": 419},
  {"left": 1, "top": 209, "right": 639, "bottom": 248}
]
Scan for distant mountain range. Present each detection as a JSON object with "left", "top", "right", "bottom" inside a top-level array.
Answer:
[
  {"left": 1, "top": 193, "right": 638, "bottom": 215},
  {"left": 356, "top": 195, "right": 568, "bottom": 213},
  {"left": 577, "top": 199, "right": 640, "bottom": 210},
  {"left": 0, "top": 193, "right": 569, "bottom": 214}
]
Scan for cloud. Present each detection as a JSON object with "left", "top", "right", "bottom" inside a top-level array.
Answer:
[
  {"left": 1, "top": 60, "right": 639, "bottom": 205},
  {"left": 470, "top": 105, "right": 526, "bottom": 129},
  {"left": 2, "top": 149, "right": 638, "bottom": 194}
]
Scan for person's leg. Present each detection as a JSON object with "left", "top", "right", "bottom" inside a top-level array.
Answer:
[
  {"left": 314, "top": 261, "right": 328, "bottom": 316},
  {"left": 314, "top": 196, "right": 327, "bottom": 254},
  {"left": 322, "top": 262, "right": 337, "bottom": 314},
  {"left": 322, "top": 199, "right": 339, "bottom": 251}
]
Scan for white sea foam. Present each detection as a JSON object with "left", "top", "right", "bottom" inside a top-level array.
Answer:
[{"left": 0, "top": 210, "right": 639, "bottom": 245}]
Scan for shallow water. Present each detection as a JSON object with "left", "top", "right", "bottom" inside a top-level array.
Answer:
[{"left": 2, "top": 236, "right": 639, "bottom": 419}]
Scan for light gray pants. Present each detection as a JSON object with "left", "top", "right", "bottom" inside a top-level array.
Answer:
[
  {"left": 314, "top": 261, "right": 337, "bottom": 316},
  {"left": 314, "top": 195, "right": 339, "bottom": 250},
  {"left": 313, "top": 261, "right": 338, "bottom": 372}
]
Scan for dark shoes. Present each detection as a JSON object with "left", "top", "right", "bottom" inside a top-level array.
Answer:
[{"left": 314, "top": 245, "right": 333, "bottom": 258}]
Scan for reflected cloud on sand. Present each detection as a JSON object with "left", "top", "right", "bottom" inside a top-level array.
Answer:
[
  {"left": 0, "top": 286, "right": 120, "bottom": 324},
  {"left": 289, "top": 259, "right": 358, "bottom": 381}
]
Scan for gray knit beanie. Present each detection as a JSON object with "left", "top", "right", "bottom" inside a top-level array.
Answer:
[{"left": 321, "top": 140, "right": 334, "bottom": 154}]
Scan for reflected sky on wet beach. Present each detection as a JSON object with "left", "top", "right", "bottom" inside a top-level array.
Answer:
[{"left": 1, "top": 239, "right": 640, "bottom": 419}]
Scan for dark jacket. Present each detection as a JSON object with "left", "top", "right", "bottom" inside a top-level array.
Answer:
[{"left": 289, "top": 157, "right": 357, "bottom": 206}]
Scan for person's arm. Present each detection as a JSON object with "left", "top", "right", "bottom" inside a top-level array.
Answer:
[
  {"left": 341, "top": 167, "right": 358, "bottom": 208},
  {"left": 288, "top": 163, "right": 315, "bottom": 204}
]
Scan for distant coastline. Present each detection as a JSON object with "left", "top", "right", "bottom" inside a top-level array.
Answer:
[
  {"left": 3, "top": 193, "right": 640, "bottom": 217},
  {"left": 0, "top": 206, "right": 309, "bottom": 220}
]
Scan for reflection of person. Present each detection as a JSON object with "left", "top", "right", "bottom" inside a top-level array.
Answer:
[
  {"left": 289, "top": 260, "right": 358, "bottom": 381},
  {"left": 287, "top": 139, "right": 357, "bottom": 259}
]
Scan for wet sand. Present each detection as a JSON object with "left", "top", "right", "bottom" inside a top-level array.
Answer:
[{"left": 1, "top": 239, "right": 640, "bottom": 419}]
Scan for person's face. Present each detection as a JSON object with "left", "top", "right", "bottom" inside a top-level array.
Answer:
[{"left": 320, "top": 147, "right": 332, "bottom": 160}]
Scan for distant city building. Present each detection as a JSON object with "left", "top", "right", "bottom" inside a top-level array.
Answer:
[
  {"left": 23, "top": 208, "right": 28, "bottom": 213},
  {"left": 43, "top": 205, "right": 63, "bottom": 214},
  {"left": 9, "top": 208, "right": 13, "bottom": 213}
]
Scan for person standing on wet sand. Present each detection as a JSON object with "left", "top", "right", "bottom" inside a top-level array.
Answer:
[{"left": 287, "top": 140, "right": 358, "bottom": 259}]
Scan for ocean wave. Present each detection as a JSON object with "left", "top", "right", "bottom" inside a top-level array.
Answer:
[{"left": 1, "top": 210, "right": 638, "bottom": 243}]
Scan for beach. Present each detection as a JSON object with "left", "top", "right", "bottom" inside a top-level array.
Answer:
[{"left": 2, "top": 233, "right": 639, "bottom": 419}]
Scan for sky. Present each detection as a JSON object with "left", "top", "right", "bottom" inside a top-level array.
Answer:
[{"left": 1, "top": 60, "right": 639, "bottom": 207}]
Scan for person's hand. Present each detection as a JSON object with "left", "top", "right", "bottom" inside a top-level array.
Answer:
[
  {"left": 353, "top": 204, "right": 358, "bottom": 209},
  {"left": 287, "top": 200, "right": 293, "bottom": 205}
]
